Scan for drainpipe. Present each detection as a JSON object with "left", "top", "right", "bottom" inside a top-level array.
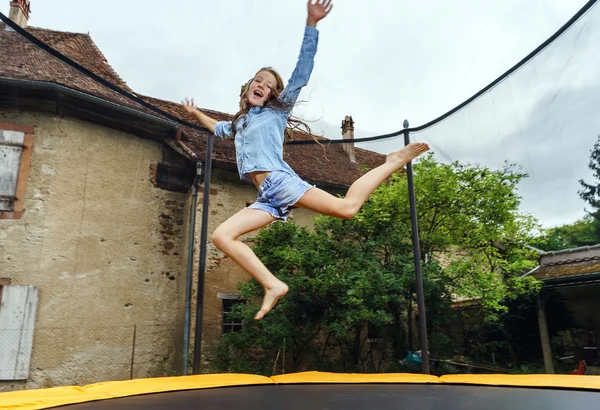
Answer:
[
  {"left": 183, "top": 161, "right": 202, "bottom": 375},
  {"left": 0, "top": 77, "right": 180, "bottom": 129},
  {"left": 519, "top": 244, "right": 545, "bottom": 278},
  {"left": 520, "top": 265, "right": 541, "bottom": 279},
  {"left": 524, "top": 244, "right": 546, "bottom": 254}
]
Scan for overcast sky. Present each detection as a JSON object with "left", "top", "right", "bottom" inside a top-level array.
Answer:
[{"left": 16, "top": 0, "right": 600, "bottom": 229}]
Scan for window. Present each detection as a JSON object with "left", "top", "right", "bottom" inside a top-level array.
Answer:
[
  {"left": 220, "top": 296, "right": 244, "bottom": 334},
  {"left": 367, "top": 323, "right": 381, "bottom": 344},
  {"left": 0, "top": 124, "right": 34, "bottom": 220},
  {"left": 0, "top": 284, "right": 39, "bottom": 380}
]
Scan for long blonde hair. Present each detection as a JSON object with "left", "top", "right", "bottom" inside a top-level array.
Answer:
[{"left": 231, "top": 67, "right": 314, "bottom": 141}]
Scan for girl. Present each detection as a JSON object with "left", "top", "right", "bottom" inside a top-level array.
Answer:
[{"left": 183, "top": 0, "right": 430, "bottom": 320}]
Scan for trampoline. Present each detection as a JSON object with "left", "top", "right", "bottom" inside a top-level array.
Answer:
[
  {"left": 2, "top": 2, "right": 600, "bottom": 410},
  {"left": 2, "top": 372, "right": 600, "bottom": 410}
]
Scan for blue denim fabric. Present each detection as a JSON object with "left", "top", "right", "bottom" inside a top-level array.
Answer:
[
  {"left": 248, "top": 170, "right": 314, "bottom": 221},
  {"left": 213, "top": 26, "right": 319, "bottom": 183}
]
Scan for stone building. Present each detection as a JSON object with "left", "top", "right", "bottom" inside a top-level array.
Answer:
[{"left": 0, "top": 0, "right": 385, "bottom": 390}]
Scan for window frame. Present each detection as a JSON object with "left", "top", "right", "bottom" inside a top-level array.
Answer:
[
  {"left": 218, "top": 293, "right": 244, "bottom": 335},
  {"left": 0, "top": 278, "right": 12, "bottom": 307},
  {"left": 0, "top": 123, "right": 34, "bottom": 220}
]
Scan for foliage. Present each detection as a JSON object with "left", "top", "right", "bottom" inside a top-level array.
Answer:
[
  {"left": 527, "top": 135, "right": 600, "bottom": 252},
  {"left": 579, "top": 135, "right": 600, "bottom": 216},
  {"left": 576, "top": 134, "right": 600, "bottom": 244},
  {"left": 211, "top": 154, "right": 543, "bottom": 374},
  {"left": 530, "top": 216, "right": 597, "bottom": 251},
  {"left": 462, "top": 292, "right": 574, "bottom": 368}
]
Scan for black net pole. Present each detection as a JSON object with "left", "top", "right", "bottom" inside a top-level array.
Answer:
[
  {"left": 192, "top": 134, "right": 214, "bottom": 374},
  {"left": 403, "top": 120, "right": 430, "bottom": 374}
]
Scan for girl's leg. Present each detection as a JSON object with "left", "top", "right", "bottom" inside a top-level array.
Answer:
[
  {"left": 295, "top": 142, "right": 429, "bottom": 218},
  {"left": 212, "top": 207, "right": 288, "bottom": 320}
]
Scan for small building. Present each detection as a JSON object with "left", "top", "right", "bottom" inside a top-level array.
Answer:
[{"left": 530, "top": 244, "right": 600, "bottom": 374}]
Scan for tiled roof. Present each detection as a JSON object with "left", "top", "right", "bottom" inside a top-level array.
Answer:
[
  {"left": 0, "top": 24, "right": 386, "bottom": 187},
  {"left": 0, "top": 25, "right": 167, "bottom": 119},
  {"left": 533, "top": 259, "right": 600, "bottom": 280},
  {"left": 532, "top": 246, "right": 600, "bottom": 281}
]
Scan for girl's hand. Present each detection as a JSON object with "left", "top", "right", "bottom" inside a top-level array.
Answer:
[
  {"left": 182, "top": 97, "right": 197, "bottom": 114},
  {"left": 307, "top": 0, "right": 333, "bottom": 26},
  {"left": 181, "top": 97, "right": 218, "bottom": 132}
]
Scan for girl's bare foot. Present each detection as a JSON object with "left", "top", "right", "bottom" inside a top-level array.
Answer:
[
  {"left": 254, "top": 281, "right": 289, "bottom": 320},
  {"left": 386, "top": 142, "right": 430, "bottom": 170}
]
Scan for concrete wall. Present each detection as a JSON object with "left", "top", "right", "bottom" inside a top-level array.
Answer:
[{"left": 0, "top": 110, "right": 187, "bottom": 390}]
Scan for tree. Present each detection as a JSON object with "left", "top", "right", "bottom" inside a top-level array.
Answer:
[
  {"left": 530, "top": 217, "right": 597, "bottom": 251},
  {"left": 524, "top": 135, "right": 600, "bottom": 252},
  {"left": 578, "top": 134, "right": 600, "bottom": 243},
  {"left": 213, "top": 221, "right": 421, "bottom": 374},
  {"left": 211, "top": 154, "right": 541, "bottom": 374},
  {"left": 379, "top": 155, "right": 541, "bottom": 315}
]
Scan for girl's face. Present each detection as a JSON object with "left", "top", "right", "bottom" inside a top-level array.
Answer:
[{"left": 247, "top": 71, "right": 278, "bottom": 107}]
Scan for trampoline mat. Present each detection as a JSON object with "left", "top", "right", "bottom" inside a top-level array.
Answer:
[{"left": 52, "top": 383, "right": 600, "bottom": 410}]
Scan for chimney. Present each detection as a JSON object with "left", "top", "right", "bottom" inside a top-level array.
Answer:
[
  {"left": 341, "top": 115, "right": 356, "bottom": 162},
  {"left": 8, "top": 0, "right": 31, "bottom": 28}
]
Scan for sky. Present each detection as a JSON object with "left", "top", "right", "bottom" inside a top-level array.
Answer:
[{"left": 14, "top": 0, "right": 600, "bottom": 228}]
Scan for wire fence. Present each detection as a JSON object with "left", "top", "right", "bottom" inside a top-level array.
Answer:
[{"left": 0, "top": 324, "right": 182, "bottom": 392}]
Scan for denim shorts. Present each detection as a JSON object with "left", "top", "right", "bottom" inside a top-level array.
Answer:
[{"left": 248, "top": 170, "right": 314, "bottom": 221}]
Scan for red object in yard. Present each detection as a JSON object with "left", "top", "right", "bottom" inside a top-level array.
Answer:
[{"left": 571, "top": 360, "right": 587, "bottom": 375}]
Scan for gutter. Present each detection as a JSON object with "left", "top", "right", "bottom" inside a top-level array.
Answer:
[
  {"left": 543, "top": 244, "right": 600, "bottom": 256},
  {"left": 0, "top": 77, "right": 180, "bottom": 129},
  {"left": 541, "top": 271, "right": 600, "bottom": 288},
  {"left": 520, "top": 265, "right": 541, "bottom": 279},
  {"left": 522, "top": 243, "right": 600, "bottom": 257},
  {"left": 519, "top": 244, "right": 544, "bottom": 279},
  {"left": 524, "top": 244, "right": 546, "bottom": 254},
  {"left": 1, "top": 76, "right": 201, "bottom": 160}
]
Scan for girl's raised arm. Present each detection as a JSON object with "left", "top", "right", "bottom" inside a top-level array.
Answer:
[
  {"left": 182, "top": 97, "right": 232, "bottom": 137},
  {"left": 279, "top": 0, "right": 333, "bottom": 110},
  {"left": 306, "top": 0, "right": 333, "bottom": 28}
]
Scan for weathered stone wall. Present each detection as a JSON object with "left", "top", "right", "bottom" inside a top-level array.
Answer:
[
  {"left": 0, "top": 108, "right": 348, "bottom": 387},
  {"left": 0, "top": 110, "right": 187, "bottom": 390}
]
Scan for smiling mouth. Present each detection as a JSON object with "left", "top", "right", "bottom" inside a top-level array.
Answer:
[{"left": 253, "top": 90, "right": 264, "bottom": 99}]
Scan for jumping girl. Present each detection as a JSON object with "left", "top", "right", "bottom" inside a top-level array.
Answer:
[{"left": 183, "top": 0, "right": 430, "bottom": 320}]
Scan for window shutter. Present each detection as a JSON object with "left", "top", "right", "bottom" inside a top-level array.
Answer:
[{"left": 0, "top": 130, "right": 25, "bottom": 212}]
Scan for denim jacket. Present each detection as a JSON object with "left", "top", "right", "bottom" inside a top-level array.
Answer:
[{"left": 213, "top": 26, "right": 319, "bottom": 182}]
